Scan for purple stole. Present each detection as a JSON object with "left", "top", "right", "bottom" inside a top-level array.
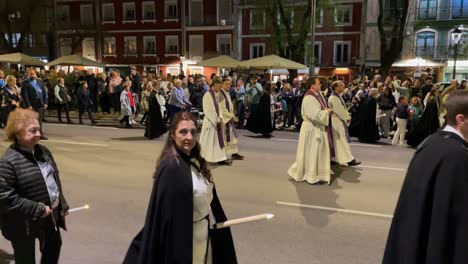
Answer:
[
  {"left": 332, "top": 92, "right": 351, "bottom": 143},
  {"left": 209, "top": 89, "right": 225, "bottom": 149},
  {"left": 305, "top": 90, "right": 335, "bottom": 158},
  {"left": 220, "top": 90, "right": 238, "bottom": 142}
]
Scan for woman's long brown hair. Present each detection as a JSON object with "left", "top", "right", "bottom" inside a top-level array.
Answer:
[{"left": 155, "top": 111, "right": 212, "bottom": 182}]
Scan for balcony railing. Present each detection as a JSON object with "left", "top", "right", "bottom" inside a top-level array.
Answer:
[
  {"left": 416, "top": 7, "right": 468, "bottom": 20},
  {"left": 415, "top": 45, "right": 468, "bottom": 60},
  {"left": 185, "top": 16, "right": 232, "bottom": 27}
]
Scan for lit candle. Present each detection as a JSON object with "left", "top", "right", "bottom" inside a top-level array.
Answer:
[
  {"left": 215, "top": 214, "right": 274, "bottom": 229},
  {"left": 68, "top": 204, "right": 90, "bottom": 213}
]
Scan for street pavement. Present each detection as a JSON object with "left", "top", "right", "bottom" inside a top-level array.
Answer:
[{"left": 0, "top": 122, "right": 414, "bottom": 264}]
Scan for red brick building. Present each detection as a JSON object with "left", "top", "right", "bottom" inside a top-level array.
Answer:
[
  {"left": 237, "top": 0, "right": 363, "bottom": 81},
  {"left": 55, "top": 0, "right": 235, "bottom": 76}
]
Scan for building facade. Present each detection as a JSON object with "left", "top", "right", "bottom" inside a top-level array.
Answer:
[
  {"left": 0, "top": 0, "right": 53, "bottom": 61},
  {"left": 54, "top": 0, "right": 236, "bottom": 76},
  {"left": 237, "top": 0, "right": 364, "bottom": 81},
  {"left": 411, "top": 0, "right": 468, "bottom": 81}
]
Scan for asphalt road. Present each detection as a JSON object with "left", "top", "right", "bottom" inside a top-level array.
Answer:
[{"left": 0, "top": 122, "right": 414, "bottom": 264}]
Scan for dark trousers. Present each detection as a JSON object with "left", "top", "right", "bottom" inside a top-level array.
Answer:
[
  {"left": 287, "top": 102, "right": 295, "bottom": 126},
  {"left": 141, "top": 111, "right": 149, "bottom": 124},
  {"left": 236, "top": 100, "right": 245, "bottom": 128},
  {"left": 11, "top": 230, "right": 62, "bottom": 264},
  {"left": 167, "top": 104, "right": 182, "bottom": 124},
  {"left": 79, "top": 106, "right": 96, "bottom": 124},
  {"left": 120, "top": 115, "right": 130, "bottom": 127},
  {"left": 33, "top": 107, "right": 45, "bottom": 134},
  {"left": 100, "top": 93, "right": 110, "bottom": 113},
  {"left": 91, "top": 93, "right": 97, "bottom": 112},
  {"left": 57, "top": 103, "right": 71, "bottom": 122},
  {"left": 111, "top": 93, "right": 121, "bottom": 113}
]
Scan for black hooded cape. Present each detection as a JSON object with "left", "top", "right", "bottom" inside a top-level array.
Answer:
[
  {"left": 407, "top": 99, "right": 440, "bottom": 147},
  {"left": 246, "top": 93, "right": 273, "bottom": 135},
  {"left": 358, "top": 96, "right": 380, "bottom": 143},
  {"left": 144, "top": 90, "right": 167, "bottom": 139},
  {"left": 123, "top": 151, "right": 237, "bottom": 264},
  {"left": 383, "top": 131, "right": 468, "bottom": 264}
]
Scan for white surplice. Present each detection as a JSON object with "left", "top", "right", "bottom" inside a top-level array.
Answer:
[
  {"left": 328, "top": 94, "right": 354, "bottom": 164},
  {"left": 219, "top": 89, "right": 239, "bottom": 157},
  {"left": 288, "top": 93, "right": 332, "bottom": 184},
  {"left": 192, "top": 164, "right": 214, "bottom": 264},
  {"left": 199, "top": 91, "right": 227, "bottom": 163}
]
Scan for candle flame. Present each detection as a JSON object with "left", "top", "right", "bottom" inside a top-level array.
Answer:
[{"left": 85, "top": 205, "right": 90, "bottom": 209}]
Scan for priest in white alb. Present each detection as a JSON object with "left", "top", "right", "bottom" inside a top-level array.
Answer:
[
  {"left": 219, "top": 78, "right": 244, "bottom": 161},
  {"left": 288, "top": 76, "right": 334, "bottom": 184},
  {"left": 199, "top": 78, "right": 232, "bottom": 165},
  {"left": 328, "top": 81, "right": 361, "bottom": 166}
]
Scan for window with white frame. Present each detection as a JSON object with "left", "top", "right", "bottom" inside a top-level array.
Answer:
[
  {"left": 304, "top": 41, "right": 321, "bottom": 65},
  {"left": 190, "top": 66, "right": 204, "bottom": 75},
  {"left": 334, "top": 5, "right": 352, "bottom": 26},
  {"left": 165, "top": 36, "right": 179, "bottom": 54},
  {"left": 123, "top": 2, "right": 136, "bottom": 21},
  {"left": 124, "top": 36, "right": 137, "bottom": 54},
  {"left": 143, "top": 36, "right": 156, "bottom": 54},
  {"left": 277, "top": 8, "right": 294, "bottom": 27},
  {"left": 334, "top": 41, "right": 351, "bottom": 65},
  {"left": 250, "top": 9, "right": 265, "bottom": 29},
  {"left": 217, "top": 34, "right": 231, "bottom": 55},
  {"left": 316, "top": 9, "right": 323, "bottom": 26},
  {"left": 250, "top": 43, "right": 265, "bottom": 59},
  {"left": 167, "top": 67, "right": 180, "bottom": 75},
  {"left": 165, "top": 0, "right": 178, "bottom": 19},
  {"left": 80, "top": 4, "right": 94, "bottom": 25},
  {"left": 56, "top": 5, "right": 70, "bottom": 24},
  {"left": 103, "top": 37, "right": 116, "bottom": 54},
  {"left": 102, "top": 3, "right": 115, "bottom": 22},
  {"left": 142, "top": 1, "right": 155, "bottom": 20},
  {"left": 60, "top": 38, "right": 72, "bottom": 56}
]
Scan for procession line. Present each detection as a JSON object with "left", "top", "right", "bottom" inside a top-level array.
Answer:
[
  {"left": 46, "top": 140, "right": 109, "bottom": 147},
  {"left": 272, "top": 138, "right": 383, "bottom": 148},
  {"left": 276, "top": 201, "right": 393, "bottom": 219},
  {"left": 356, "top": 165, "right": 406, "bottom": 172}
]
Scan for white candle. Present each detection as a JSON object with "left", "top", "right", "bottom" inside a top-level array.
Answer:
[
  {"left": 68, "top": 204, "right": 90, "bottom": 213},
  {"left": 215, "top": 213, "right": 274, "bottom": 229}
]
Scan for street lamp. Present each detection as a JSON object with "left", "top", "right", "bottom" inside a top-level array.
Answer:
[{"left": 451, "top": 27, "right": 463, "bottom": 80}]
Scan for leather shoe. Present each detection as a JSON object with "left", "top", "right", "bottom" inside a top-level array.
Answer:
[
  {"left": 231, "top": 153, "right": 244, "bottom": 160},
  {"left": 347, "top": 159, "right": 361, "bottom": 166},
  {"left": 330, "top": 161, "right": 338, "bottom": 165}
]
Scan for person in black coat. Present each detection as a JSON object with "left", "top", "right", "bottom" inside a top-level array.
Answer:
[
  {"left": 85, "top": 69, "right": 98, "bottom": 112},
  {"left": 0, "top": 109, "right": 69, "bottom": 264},
  {"left": 407, "top": 87, "right": 441, "bottom": 148},
  {"left": 0, "top": 75, "right": 20, "bottom": 127},
  {"left": 246, "top": 83, "right": 274, "bottom": 137},
  {"left": 21, "top": 68, "right": 48, "bottom": 140},
  {"left": 358, "top": 88, "right": 380, "bottom": 143},
  {"left": 124, "top": 111, "right": 237, "bottom": 264},
  {"left": 77, "top": 81, "right": 97, "bottom": 125},
  {"left": 144, "top": 87, "right": 167, "bottom": 139},
  {"left": 383, "top": 90, "right": 468, "bottom": 264}
]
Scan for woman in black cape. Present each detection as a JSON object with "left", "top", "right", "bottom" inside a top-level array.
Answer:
[
  {"left": 246, "top": 83, "right": 273, "bottom": 137},
  {"left": 407, "top": 87, "right": 440, "bottom": 147},
  {"left": 124, "top": 111, "right": 237, "bottom": 264},
  {"left": 144, "top": 87, "right": 167, "bottom": 139},
  {"left": 358, "top": 88, "right": 380, "bottom": 143}
]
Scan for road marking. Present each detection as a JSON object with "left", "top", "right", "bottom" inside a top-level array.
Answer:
[
  {"left": 349, "top": 143, "right": 382, "bottom": 148},
  {"left": 46, "top": 140, "right": 109, "bottom": 147},
  {"left": 276, "top": 201, "right": 393, "bottom": 219},
  {"left": 357, "top": 165, "right": 406, "bottom": 172},
  {"left": 272, "top": 138, "right": 382, "bottom": 148},
  {"left": 47, "top": 123, "right": 118, "bottom": 130}
]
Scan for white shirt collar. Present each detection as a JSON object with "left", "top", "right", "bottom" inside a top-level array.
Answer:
[{"left": 442, "top": 125, "right": 465, "bottom": 141}]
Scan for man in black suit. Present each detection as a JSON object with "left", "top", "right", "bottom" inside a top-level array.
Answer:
[{"left": 21, "top": 68, "right": 49, "bottom": 140}]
